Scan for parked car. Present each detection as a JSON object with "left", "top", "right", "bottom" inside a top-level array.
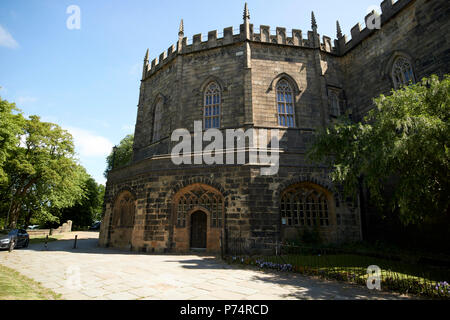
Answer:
[
  {"left": 27, "top": 225, "right": 40, "bottom": 230},
  {"left": 0, "top": 229, "right": 30, "bottom": 251},
  {"left": 89, "top": 221, "right": 101, "bottom": 231}
]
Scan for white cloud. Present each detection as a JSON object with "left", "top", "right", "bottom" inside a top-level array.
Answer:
[
  {"left": 0, "top": 25, "right": 19, "bottom": 49},
  {"left": 17, "top": 96, "right": 38, "bottom": 105},
  {"left": 66, "top": 126, "right": 114, "bottom": 158}
]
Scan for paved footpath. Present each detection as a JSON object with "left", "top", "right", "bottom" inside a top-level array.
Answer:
[{"left": 0, "top": 232, "right": 411, "bottom": 300}]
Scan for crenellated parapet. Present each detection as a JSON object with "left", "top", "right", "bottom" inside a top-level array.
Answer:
[
  {"left": 142, "top": 24, "right": 337, "bottom": 80},
  {"left": 336, "top": 0, "right": 414, "bottom": 54},
  {"left": 142, "top": 0, "right": 414, "bottom": 80}
]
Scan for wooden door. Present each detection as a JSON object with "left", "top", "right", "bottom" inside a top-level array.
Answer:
[{"left": 190, "top": 211, "right": 207, "bottom": 249}]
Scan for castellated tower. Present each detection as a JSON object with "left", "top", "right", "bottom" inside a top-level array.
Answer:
[{"left": 100, "top": 0, "right": 450, "bottom": 253}]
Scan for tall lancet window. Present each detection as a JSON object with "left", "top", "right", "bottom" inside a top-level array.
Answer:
[
  {"left": 204, "top": 82, "right": 221, "bottom": 129},
  {"left": 152, "top": 98, "right": 163, "bottom": 142},
  {"left": 392, "top": 57, "right": 415, "bottom": 89},
  {"left": 277, "top": 80, "right": 295, "bottom": 127},
  {"left": 330, "top": 93, "right": 340, "bottom": 117}
]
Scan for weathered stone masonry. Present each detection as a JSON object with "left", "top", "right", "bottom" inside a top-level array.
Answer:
[{"left": 99, "top": 0, "right": 449, "bottom": 253}]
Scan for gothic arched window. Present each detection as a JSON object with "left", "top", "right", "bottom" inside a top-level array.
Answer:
[
  {"left": 277, "top": 80, "right": 295, "bottom": 127},
  {"left": 174, "top": 184, "right": 224, "bottom": 228},
  {"left": 392, "top": 57, "right": 415, "bottom": 89},
  {"left": 204, "top": 82, "right": 221, "bottom": 129},
  {"left": 152, "top": 98, "right": 163, "bottom": 142},
  {"left": 280, "top": 184, "right": 330, "bottom": 227},
  {"left": 113, "top": 191, "right": 136, "bottom": 228},
  {"left": 330, "top": 93, "right": 340, "bottom": 117}
]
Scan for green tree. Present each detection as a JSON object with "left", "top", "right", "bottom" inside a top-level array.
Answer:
[
  {"left": 95, "top": 184, "right": 105, "bottom": 222},
  {"left": 104, "top": 134, "right": 134, "bottom": 178},
  {"left": 0, "top": 97, "right": 24, "bottom": 184},
  {"left": 2, "top": 114, "right": 85, "bottom": 228},
  {"left": 61, "top": 170, "right": 104, "bottom": 228},
  {"left": 307, "top": 75, "right": 449, "bottom": 225}
]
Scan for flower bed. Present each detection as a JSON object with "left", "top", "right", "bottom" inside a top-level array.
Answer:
[{"left": 227, "top": 255, "right": 450, "bottom": 299}]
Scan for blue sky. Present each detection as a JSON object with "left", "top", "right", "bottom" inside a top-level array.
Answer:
[{"left": 0, "top": 0, "right": 382, "bottom": 185}]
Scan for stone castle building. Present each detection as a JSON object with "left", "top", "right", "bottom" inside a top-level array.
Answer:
[{"left": 99, "top": 0, "right": 449, "bottom": 253}]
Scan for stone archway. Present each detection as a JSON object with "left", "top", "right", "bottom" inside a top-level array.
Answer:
[
  {"left": 172, "top": 183, "right": 224, "bottom": 253},
  {"left": 279, "top": 182, "right": 337, "bottom": 243},
  {"left": 109, "top": 190, "right": 136, "bottom": 248}
]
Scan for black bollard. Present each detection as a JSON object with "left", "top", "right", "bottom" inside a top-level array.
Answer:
[
  {"left": 73, "top": 235, "right": 78, "bottom": 249},
  {"left": 45, "top": 235, "right": 48, "bottom": 250}
]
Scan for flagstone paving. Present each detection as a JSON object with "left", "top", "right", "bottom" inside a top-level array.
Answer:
[{"left": 0, "top": 233, "right": 411, "bottom": 300}]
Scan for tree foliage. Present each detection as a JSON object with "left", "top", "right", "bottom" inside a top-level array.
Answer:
[
  {"left": 104, "top": 134, "right": 134, "bottom": 178},
  {"left": 61, "top": 169, "right": 105, "bottom": 228},
  {"left": 0, "top": 97, "right": 101, "bottom": 229},
  {"left": 307, "top": 75, "right": 449, "bottom": 224},
  {"left": 0, "top": 98, "right": 24, "bottom": 184}
]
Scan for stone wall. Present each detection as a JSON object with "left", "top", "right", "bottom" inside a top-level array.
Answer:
[
  {"left": 100, "top": 145, "right": 361, "bottom": 253},
  {"left": 339, "top": 0, "right": 450, "bottom": 119},
  {"left": 101, "top": 0, "right": 448, "bottom": 253},
  {"left": 27, "top": 220, "right": 73, "bottom": 237},
  {"left": 250, "top": 43, "right": 326, "bottom": 129}
]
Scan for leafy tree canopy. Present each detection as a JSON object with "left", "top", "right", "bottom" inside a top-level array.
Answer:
[
  {"left": 0, "top": 98, "right": 87, "bottom": 228},
  {"left": 104, "top": 134, "right": 134, "bottom": 178},
  {"left": 61, "top": 169, "right": 105, "bottom": 228},
  {"left": 307, "top": 75, "right": 449, "bottom": 225},
  {"left": 0, "top": 97, "right": 24, "bottom": 184}
]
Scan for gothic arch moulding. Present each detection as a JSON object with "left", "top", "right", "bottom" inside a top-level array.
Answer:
[
  {"left": 149, "top": 93, "right": 167, "bottom": 116},
  {"left": 110, "top": 186, "right": 137, "bottom": 207},
  {"left": 279, "top": 182, "right": 337, "bottom": 229},
  {"left": 168, "top": 176, "right": 228, "bottom": 200},
  {"left": 267, "top": 73, "right": 302, "bottom": 96},
  {"left": 112, "top": 188, "right": 137, "bottom": 228},
  {"left": 275, "top": 175, "right": 335, "bottom": 200},
  {"left": 172, "top": 183, "right": 225, "bottom": 229},
  {"left": 199, "top": 75, "right": 226, "bottom": 94},
  {"left": 382, "top": 51, "right": 416, "bottom": 81}
]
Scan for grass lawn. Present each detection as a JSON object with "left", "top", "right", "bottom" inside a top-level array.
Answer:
[
  {"left": 0, "top": 264, "right": 61, "bottom": 300},
  {"left": 270, "top": 254, "right": 445, "bottom": 279},
  {"left": 29, "top": 235, "right": 62, "bottom": 245},
  {"left": 243, "top": 253, "right": 450, "bottom": 297}
]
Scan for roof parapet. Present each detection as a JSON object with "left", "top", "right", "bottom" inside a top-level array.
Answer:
[
  {"left": 145, "top": 0, "right": 415, "bottom": 78},
  {"left": 144, "top": 23, "right": 339, "bottom": 78},
  {"left": 337, "top": 0, "right": 413, "bottom": 54}
]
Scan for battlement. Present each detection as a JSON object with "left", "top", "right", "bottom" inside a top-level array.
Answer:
[
  {"left": 142, "top": 23, "right": 337, "bottom": 79},
  {"left": 142, "top": 0, "right": 414, "bottom": 79},
  {"left": 336, "top": 0, "right": 414, "bottom": 54}
]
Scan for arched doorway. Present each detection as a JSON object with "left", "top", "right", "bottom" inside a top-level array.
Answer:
[
  {"left": 172, "top": 183, "right": 224, "bottom": 252},
  {"left": 190, "top": 211, "right": 207, "bottom": 249}
]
